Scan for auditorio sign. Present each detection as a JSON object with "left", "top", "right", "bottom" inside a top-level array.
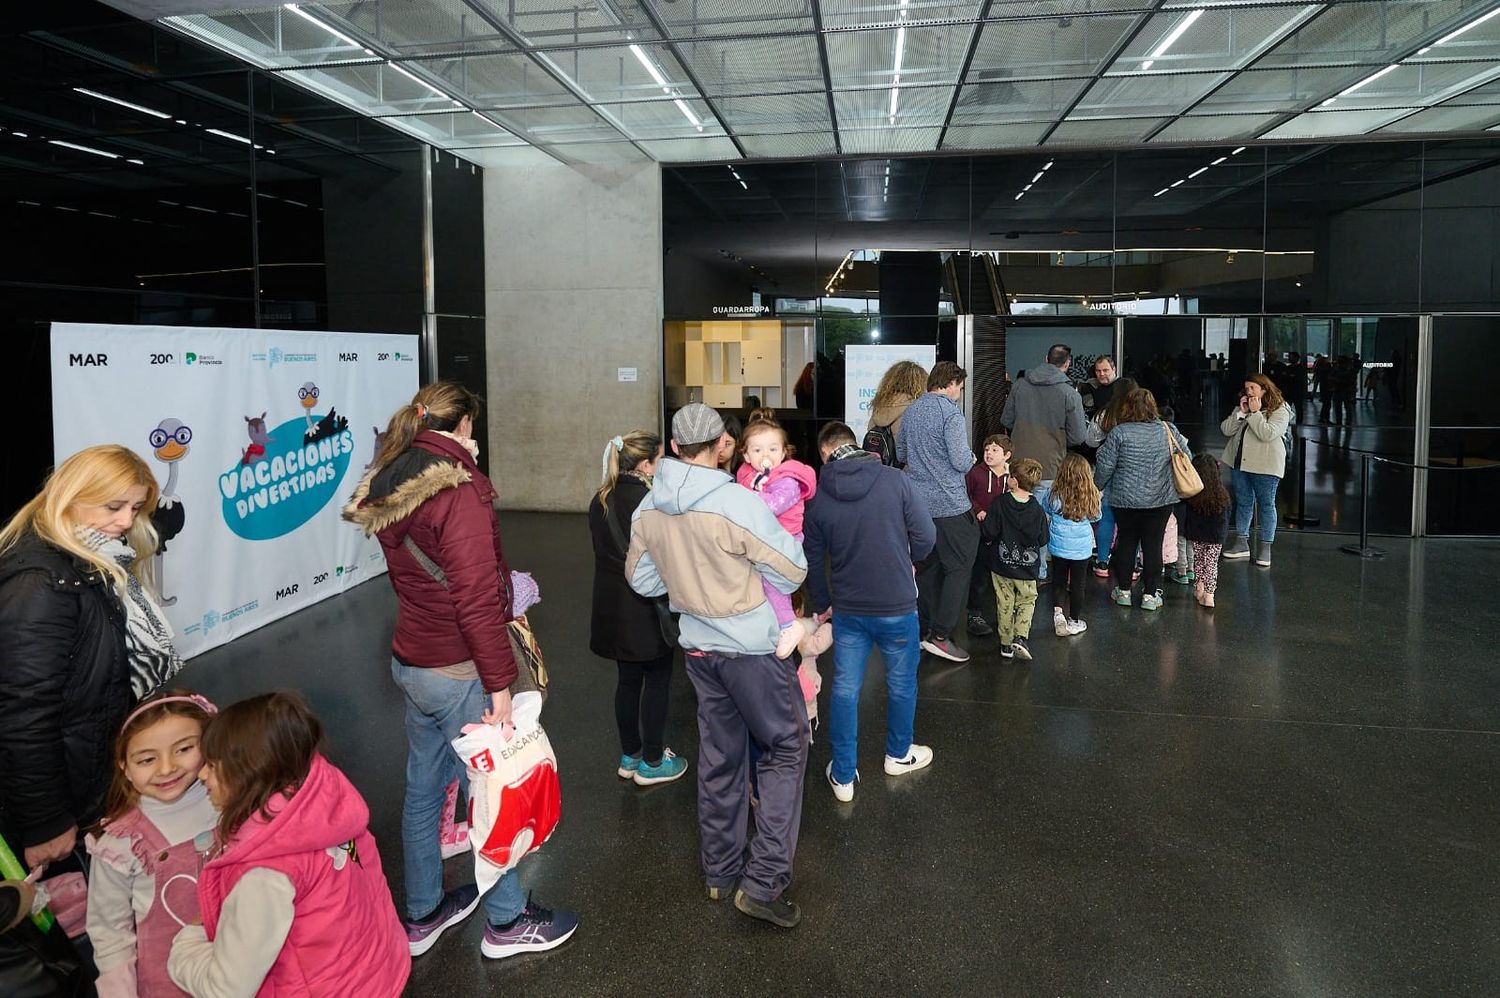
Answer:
[{"left": 51, "top": 322, "right": 419, "bottom": 659}]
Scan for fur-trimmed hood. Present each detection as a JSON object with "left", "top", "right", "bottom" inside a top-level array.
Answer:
[{"left": 343, "top": 434, "right": 474, "bottom": 538}]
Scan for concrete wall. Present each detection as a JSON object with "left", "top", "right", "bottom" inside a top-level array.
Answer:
[{"left": 474, "top": 148, "right": 662, "bottom": 511}]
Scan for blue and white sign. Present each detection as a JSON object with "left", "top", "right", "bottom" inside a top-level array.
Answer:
[
  {"left": 844, "top": 343, "right": 938, "bottom": 444},
  {"left": 51, "top": 323, "right": 419, "bottom": 659}
]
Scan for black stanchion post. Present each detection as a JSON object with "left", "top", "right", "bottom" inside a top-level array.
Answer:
[
  {"left": 1340, "top": 453, "right": 1385, "bottom": 558},
  {"left": 1285, "top": 431, "right": 1320, "bottom": 528}
]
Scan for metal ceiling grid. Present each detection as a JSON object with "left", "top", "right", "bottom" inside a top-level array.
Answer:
[{"left": 82, "top": 0, "right": 1500, "bottom": 164}]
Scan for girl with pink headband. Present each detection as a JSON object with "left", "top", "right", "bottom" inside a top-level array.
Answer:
[{"left": 86, "top": 690, "right": 218, "bottom": 998}]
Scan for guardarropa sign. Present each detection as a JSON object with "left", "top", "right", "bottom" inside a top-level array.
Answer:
[{"left": 219, "top": 410, "right": 355, "bottom": 541}]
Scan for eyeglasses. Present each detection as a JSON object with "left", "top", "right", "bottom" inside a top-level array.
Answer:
[
  {"left": 149, "top": 426, "right": 192, "bottom": 448},
  {"left": 298, "top": 386, "right": 320, "bottom": 400}
]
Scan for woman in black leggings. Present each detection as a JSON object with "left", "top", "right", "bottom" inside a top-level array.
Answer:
[
  {"left": 1093, "top": 388, "right": 1193, "bottom": 611},
  {"left": 588, "top": 431, "right": 686, "bottom": 786}
]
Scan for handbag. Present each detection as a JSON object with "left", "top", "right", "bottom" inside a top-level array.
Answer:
[
  {"left": 401, "top": 536, "right": 548, "bottom": 698},
  {"left": 602, "top": 497, "right": 679, "bottom": 647},
  {"left": 1163, "top": 421, "right": 1203, "bottom": 499}
]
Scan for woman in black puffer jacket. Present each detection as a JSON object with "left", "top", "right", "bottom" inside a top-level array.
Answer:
[
  {"left": 0, "top": 445, "right": 181, "bottom": 870},
  {"left": 588, "top": 431, "right": 684, "bottom": 787}
]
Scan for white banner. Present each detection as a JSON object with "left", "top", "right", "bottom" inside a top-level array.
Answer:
[
  {"left": 51, "top": 323, "right": 420, "bottom": 659},
  {"left": 844, "top": 343, "right": 938, "bottom": 443}
]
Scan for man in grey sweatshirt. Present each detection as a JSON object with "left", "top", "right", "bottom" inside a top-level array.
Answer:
[
  {"left": 895, "top": 361, "right": 977, "bottom": 663},
  {"left": 627, "top": 404, "right": 809, "bottom": 930},
  {"left": 1001, "top": 344, "right": 1090, "bottom": 581}
]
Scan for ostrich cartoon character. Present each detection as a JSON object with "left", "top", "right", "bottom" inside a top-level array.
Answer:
[
  {"left": 149, "top": 418, "right": 191, "bottom": 607},
  {"left": 242, "top": 413, "right": 271, "bottom": 466},
  {"left": 299, "top": 382, "right": 319, "bottom": 433}
]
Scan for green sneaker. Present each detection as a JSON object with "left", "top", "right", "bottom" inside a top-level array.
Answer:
[
  {"left": 1112, "top": 587, "right": 1134, "bottom": 607},
  {"left": 1141, "top": 590, "right": 1164, "bottom": 611}
]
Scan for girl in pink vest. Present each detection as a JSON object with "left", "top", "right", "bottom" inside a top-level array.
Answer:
[
  {"left": 167, "top": 692, "right": 409, "bottom": 997},
  {"left": 87, "top": 691, "right": 220, "bottom": 998}
]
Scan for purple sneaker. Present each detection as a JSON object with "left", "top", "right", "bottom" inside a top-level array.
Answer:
[
  {"left": 406, "top": 884, "right": 480, "bottom": 956},
  {"left": 481, "top": 895, "right": 579, "bottom": 960}
]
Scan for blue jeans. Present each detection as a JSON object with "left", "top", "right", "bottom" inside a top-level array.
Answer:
[
  {"left": 1032, "top": 480, "right": 1053, "bottom": 581},
  {"left": 1093, "top": 486, "right": 1116, "bottom": 564},
  {"left": 1231, "top": 469, "right": 1281, "bottom": 544},
  {"left": 828, "top": 612, "right": 921, "bottom": 786},
  {"left": 390, "top": 659, "right": 525, "bottom": 925}
]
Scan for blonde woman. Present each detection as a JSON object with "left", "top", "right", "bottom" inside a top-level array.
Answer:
[
  {"left": 588, "top": 431, "right": 685, "bottom": 786},
  {"left": 0, "top": 444, "right": 182, "bottom": 869}
]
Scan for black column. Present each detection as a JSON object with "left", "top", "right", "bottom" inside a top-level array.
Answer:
[{"left": 878, "top": 251, "right": 940, "bottom": 343}]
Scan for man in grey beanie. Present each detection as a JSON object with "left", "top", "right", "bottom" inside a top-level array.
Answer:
[{"left": 626, "top": 403, "right": 810, "bottom": 929}]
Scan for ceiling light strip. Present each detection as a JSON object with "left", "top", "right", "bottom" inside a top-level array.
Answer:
[
  {"left": 284, "top": 3, "right": 374, "bottom": 55},
  {"left": 1141, "top": 7, "right": 1204, "bottom": 72},
  {"left": 49, "top": 139, "right": 120, "bottom": 159},
  {"left": 628, "top": 43, "right": 703, "bottom": 132},
  {"left": 72, "top": 87, "right": 171, "bottom": 120},
  {"left": 1432, "top": 7, "right": 1500, "bottom": 47},
  {"left": 888, "top": 1, "right": 908, "bottom": 127}
]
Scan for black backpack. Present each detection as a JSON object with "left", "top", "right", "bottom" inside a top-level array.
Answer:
[{"left": 862, "top": 422, "right": 898, "bottom": 466}]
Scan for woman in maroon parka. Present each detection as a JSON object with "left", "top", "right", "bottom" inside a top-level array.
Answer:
[{"left": 344, "top": 381, "right": 577, "bottom": 962}]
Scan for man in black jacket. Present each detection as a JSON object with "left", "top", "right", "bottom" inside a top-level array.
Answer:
[{"left": 804, "top": 422, "right": 936, "bottom": 805}]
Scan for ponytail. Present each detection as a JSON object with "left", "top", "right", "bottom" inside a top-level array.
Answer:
[
  {"left": 597, "top": 431, "right": 662, "bottom": 507},
  {"left": 369, "top": 381, "right": 482, "bottom": 473}
]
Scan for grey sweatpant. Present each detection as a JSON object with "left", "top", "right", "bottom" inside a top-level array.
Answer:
[{"left": 686, "top": 651, "right": 809, "bottom": 903}]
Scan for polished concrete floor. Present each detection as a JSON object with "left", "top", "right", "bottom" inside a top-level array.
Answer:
[{"left": 181, "top": 513, "right": 1500, "bottom": 996}]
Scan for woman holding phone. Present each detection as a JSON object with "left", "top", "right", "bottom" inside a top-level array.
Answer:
[{"left": 1219, "top": 373, "right": 1291, "bottom": 568}]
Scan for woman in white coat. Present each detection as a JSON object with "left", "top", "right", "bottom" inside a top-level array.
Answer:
[{"left": 1220, "top": 373, "right": 1292, "bottom": 567}]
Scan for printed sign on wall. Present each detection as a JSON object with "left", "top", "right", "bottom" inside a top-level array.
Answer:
[
  {"left": 51, "top": 323, "right": 420, "bottom": 659},
  {"left": 844, "top": 344, "right": 938, "bottom": 444}
]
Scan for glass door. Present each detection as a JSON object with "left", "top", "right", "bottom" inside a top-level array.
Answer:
[{"left": 1258, "top": 316, "right": 1419, "bottom": 535}]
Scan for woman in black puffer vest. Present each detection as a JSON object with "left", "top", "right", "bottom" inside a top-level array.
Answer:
[{"left": 0, "top": 444, "right": 181, "bottom": 871}]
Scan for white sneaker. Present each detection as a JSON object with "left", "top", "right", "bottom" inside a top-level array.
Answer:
[
  {"left": 1066, "top": 618, "right": 1087, "bottom": 636},
  {"left": 884, "top": 744, "right": 934, "bottom": 776},
  {"left": 1053, "top": 608, "right": 1069, "bottom": 637},
  {"left": 826, "top": 761, "right": 856, "bottom": 802}
]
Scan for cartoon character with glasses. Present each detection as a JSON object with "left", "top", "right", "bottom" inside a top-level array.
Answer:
[
  {"left": 148, "top": 418, "right": 192, "bottom": 606},
  {"left": 298, "top": 382, "right": 320, "bottom": 435}
]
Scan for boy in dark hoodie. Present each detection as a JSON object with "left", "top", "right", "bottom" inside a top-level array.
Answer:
[{"left": 980, "top": 457, "right": 1050, "bottom": 661}]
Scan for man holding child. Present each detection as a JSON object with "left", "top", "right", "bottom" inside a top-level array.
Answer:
[{"left": 626, "top": 403, "right": 809, "bottom": 929}]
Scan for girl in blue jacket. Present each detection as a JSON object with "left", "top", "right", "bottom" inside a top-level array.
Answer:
[{"left": 1046, "top": 454, "right": 1101, "bottom": 637}]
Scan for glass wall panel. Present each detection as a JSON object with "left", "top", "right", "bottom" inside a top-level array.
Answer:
[
  {"left": 1264, "top": 143, "right": 1424, "bottom": 314},
  {"left": 1115, "top": 146, "right": 1267, "bottom": 316},
  {"left": 1421, "top": 139, "right": 1500, "bottom": 313},
  {"left": 1427, "top": 315, "right": 1500, "bottom": 535}
]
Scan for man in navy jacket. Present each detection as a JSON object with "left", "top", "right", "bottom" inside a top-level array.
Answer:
[{"left": 804, "top": 421, "right": 937, "bottom": 804}]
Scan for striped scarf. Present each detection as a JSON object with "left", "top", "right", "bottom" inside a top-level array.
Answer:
[{"left": 77, "top": 528, "right": 183, "bottom": 701}]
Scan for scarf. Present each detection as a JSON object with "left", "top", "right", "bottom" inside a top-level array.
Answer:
[
  {"left": 829, "top": 443, "right": 866, "bottom": 463},
  {"left": 77, "top": 528, "right": 183, "bottom": 701},
  {"left": 435, "top": 430, "right": 480, "bottom": 462}
]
